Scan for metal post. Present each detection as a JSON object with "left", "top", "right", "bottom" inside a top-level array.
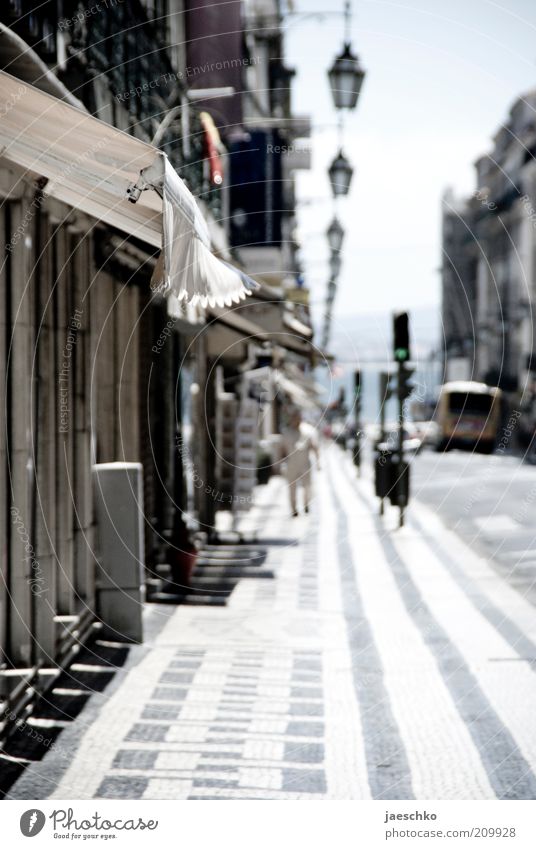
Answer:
[
  {"left": 353, "top": 370, "right": 361, "bottom": 476},
  {"left": 379, "top": 372, "right": 387, "bottom": 516},
  {"left": 398, "top": 360, "right": 405, "bottom": 528}
]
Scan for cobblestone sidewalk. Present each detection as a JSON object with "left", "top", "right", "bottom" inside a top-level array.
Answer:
[{"left": 10, "top": 446, "right": 536, "bottom": 799}]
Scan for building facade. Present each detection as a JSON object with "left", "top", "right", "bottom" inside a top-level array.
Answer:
[
  {"left": 441, "top": 88, "right": 536, "bottom": 440},
  {"left": 0, "top": 0, "right": 315, "bottom": 739}
]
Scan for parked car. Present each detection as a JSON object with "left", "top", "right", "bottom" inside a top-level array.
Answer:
[{"left": 411, "top": 420, "right": 440, "bottom": 447}]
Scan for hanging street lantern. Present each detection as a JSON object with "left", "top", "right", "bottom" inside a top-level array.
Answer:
[
  {"left": 328, "top": 42, "right": 366, "bottom": 110},
  {"left": 329, "top": 252, "right": 342, "bottom": 279},
  {"left": 327, "top": 216, "right": 345, "bottom": 252},
  {"left": 328, "top": 150, "right": 353, "bottom": 197},
  {"left": 327, "top": 3, "right": 366, "bottom": 110}
]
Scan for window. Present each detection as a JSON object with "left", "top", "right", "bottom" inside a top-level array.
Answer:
[{"left": 448, "top": 392, "right": 493, "bottom": 415}]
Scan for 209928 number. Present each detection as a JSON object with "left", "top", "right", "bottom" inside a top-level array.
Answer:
[{"left": 472, "top": 828, "right": 516, "bottom": 838}]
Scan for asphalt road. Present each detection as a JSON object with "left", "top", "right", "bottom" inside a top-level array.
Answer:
[{"left": 411, "top": 447, "right": 536, "bottom": 606}]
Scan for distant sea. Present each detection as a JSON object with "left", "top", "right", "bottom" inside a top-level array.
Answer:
[
  {"left": 315, "top": 360, "right": 443, "bottom": 425},
  {"left": 315, "top": 306, "right": 443, "bottom": 424}
]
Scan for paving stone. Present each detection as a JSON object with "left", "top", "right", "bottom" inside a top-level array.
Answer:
[
  {"left": 228, "top": 673, "right": 259, "bottom": 681},
  {"left": 293, "top": 659, "right": 322, "bottom": 672},
  {"left": 125, "top": 723, "right": 169, "bottom": 743},
  {"left": 156, "top": 751, "right": 200, "bottom": 770},
  {"left": 289, "top": 702, "right": 324, "bottom": 717},
  {"left": 112, "top": 749, "right": 158, "bottom": 770},
  {"left": 141, "top": 706, "right": 181, "bottom": 721},
  {"left": 223, "top": 686, "right": 258, "bottom": 694},
  {"left": 165, "top": 725, "right": 208, "bottom": 743},
  {"left": 206, "top": 737, "right": 246, "bottom": 745},
  {"left": 291, "top": 671, "right": 323, "bottom": 683},
  {"left": 201, "top": 751, "right": 243, "bottom": 759},
  {"left": 152, "top": 686, "right": 188, "bottom": 701},
  {"left": 284, "top": 742, "right": 324, "bottom": 763},
  {"left": 174, "top": 650, "right": 206, "bottom": 658},
  {"left": 286, "top": 721, "right": 325, "bottom": 737},
  {"left": 159, "top": 671, "right": 196, "bottom": 685},
  {"left": 96, "top": 777, "right": 149, "bottom": 798},
  {"left": 208, "top": 725, "right": 249, "bottom": 733},
  {"left": 217, "top": 705, "right": 253, "bottom": 713},
  {"left": 290, "top": 687, "right": 323, "bottom": 699},
  {"left": 238, "top": 767, "right": 283, "bottom": 790},
  {"left": 281, "top": 768, "right": 327, "bottom": 793},
  {"left": 146, "top": 779, "right": 193, "bottom": 798},
  {"left": 199, "top": 764, "right": 239, "bottom": 773},
  {"left": 243, "top": 740, "right": 285, "bottom": 761},
  {"left": 192, "top": 778, "right": 239, "bottom": 788}
]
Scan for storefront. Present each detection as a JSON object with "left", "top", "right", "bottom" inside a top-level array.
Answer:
[{"left": 0, "top": 68, "right": 259, "bottom": 731}]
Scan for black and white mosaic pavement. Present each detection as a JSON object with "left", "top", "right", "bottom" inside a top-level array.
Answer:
[{"left": 9, "top": 451, "right": 536, "bottom": 800}]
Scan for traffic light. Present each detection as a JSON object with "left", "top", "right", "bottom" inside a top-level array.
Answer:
[
  {"left": 398, "top": 362, "right": 415, "bottom": 400},
  {"left": 393, "top": 312, "right": 410, "bottom": 362}
]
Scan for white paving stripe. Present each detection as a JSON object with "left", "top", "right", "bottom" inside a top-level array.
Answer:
[
  {"left": 410, "top": 502, "right": 536, "bottom": 647},
  {"left": 317, "top": 478, "right": 371, "bottom": 799},
  {"left": 236, "top": 475, "right": 292, "bottom": 540},
  {"left": 350, "top": 454, "right": 536, "bottom": 792},
  {"left": 386, "top": 519, "right": 536, "bottom": 783},
  {"left": 329, "top": 450, "right": 496, "bottom": 800},
  {"left": 474, "top": 515, "right": 521, "bottom": 534},
  {"left": 346, "top": 451, "right": 536, "bottom": 652},
  {"left": 230, "top": 479, "right": 301, "bottom": 613},
  {"left": 347, "top": 452, "right": 536, "bottom": 789}
]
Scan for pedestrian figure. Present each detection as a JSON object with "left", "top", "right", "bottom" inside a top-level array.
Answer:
[{"left": 281, "top": 410, "right": 320, "bottom": 517}]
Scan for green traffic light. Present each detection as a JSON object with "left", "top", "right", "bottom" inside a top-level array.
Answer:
[{"left": 394, "top": 348, "right": 409, "bottom": 362}]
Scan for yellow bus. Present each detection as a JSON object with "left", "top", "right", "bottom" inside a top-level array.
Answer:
[{"left": 435, "top": 381, "right": 502, "bottom": 453}]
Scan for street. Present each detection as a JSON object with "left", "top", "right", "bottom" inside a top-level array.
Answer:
[
  {"left": 412, "top": 449, "right": 536, "bottom": 607},
  {"left": 4, "top": 0, "right": 536, "bottom": 837},
  {"left": 9, "top": 443, "right": 536, "bottom": 801}
]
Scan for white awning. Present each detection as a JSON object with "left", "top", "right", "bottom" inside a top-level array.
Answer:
[
  {"left": 273, "top": 370, "right": 319, "bottom": 411},
  {"left": 281, "top": 362, "right": 324, "bottom": 398},
  {"left": 129, "top": 153, "right": 258, "bottom": 306},
  {"left": 0, "top": 23, "right": 85, "bottom": 109},
  {"left": 0, "top": 70, "right": 258, "bottom": 307},
  {"left": 283, "top": 312, "right": 314, "bottom": 338}
]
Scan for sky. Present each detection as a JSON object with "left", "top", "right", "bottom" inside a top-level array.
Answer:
[{"left": 285, "top": 0, "right": 536, "bottom": 343}]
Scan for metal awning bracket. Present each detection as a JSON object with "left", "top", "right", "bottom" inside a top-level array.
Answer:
[{"left": 126, "top": 154, "right": 165, "bottom": 203}]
